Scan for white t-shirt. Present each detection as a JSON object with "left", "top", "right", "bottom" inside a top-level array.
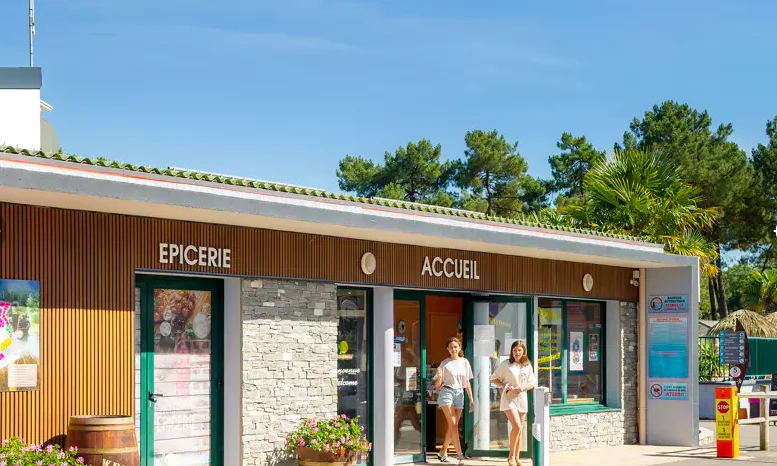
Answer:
[
  {"left": 435, "top": 357, "right": 474, "bottom": 390},
  {"left": 490, "top": 360, "right": 536, "bottom": 412}
]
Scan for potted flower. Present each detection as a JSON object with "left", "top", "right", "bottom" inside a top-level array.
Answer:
[
  {"left": 0, "top": 437, "right": 85, "bottom": 465},
  {"left": 285, "top": 414, "right": 372, "bottom": 465}
]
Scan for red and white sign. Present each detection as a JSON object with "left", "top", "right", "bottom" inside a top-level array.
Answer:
[{"left": 717, "top": 401, "right": 730, "bottom": 414}]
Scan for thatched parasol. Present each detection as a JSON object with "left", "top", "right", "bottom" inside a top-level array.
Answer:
[
  {"left": 706, "top": 309, "right": 777, "bottom": 337},
  {"left": 766, "top": 312, "right": 777, "bottom": 325}
]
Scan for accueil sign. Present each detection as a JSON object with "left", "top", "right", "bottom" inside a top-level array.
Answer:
[
  {"left": 159, "top": 243, "right": 232, "bottom": 268},
  {"left": 421, "top": 256, "right": 480, "bottom": 280}
]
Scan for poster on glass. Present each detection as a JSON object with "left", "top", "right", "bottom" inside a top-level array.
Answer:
[{"left": 0, "top": 279, "right": 40, "bottom": 392}]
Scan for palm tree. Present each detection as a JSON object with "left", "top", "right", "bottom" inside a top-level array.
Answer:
[
  {"left": 744, "top": 269, "right": 777, "bottom": 314},
  {"left": 563, "top": 148, "right": 721, "bottom": 277}
]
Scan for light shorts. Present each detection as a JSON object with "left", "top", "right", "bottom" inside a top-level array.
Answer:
[{"left": 438, "top": 386, "right": 465, "bottom": 409}]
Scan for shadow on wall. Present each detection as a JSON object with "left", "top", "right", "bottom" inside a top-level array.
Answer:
[
  {"left": 44, "top": 435, "right": 67, "bottom": 449},
  {"left": 266, "top": 447, "right": 295, "bottom": 466}
]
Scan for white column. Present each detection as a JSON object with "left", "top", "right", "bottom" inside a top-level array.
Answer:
[
  {"left": 224, "top": 278, "right": 242, "bottom": 466},
  {"left": 373, "top": 287, "right": 395, "bottom": 465},
  {"left": 473, "top": 301, "right": 491, "bottom": 450},
  {"left": 532, "top": 386, "right": 550, "bottom": 466}
]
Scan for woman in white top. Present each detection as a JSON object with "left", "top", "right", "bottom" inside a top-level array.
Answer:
[
  {"left": 489, "top": 340, "right": 536, "bottom": 466},
  {"left": 433, "top": 337, "right": 474, "bottom": 465}
]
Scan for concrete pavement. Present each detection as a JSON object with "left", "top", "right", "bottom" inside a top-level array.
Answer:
[{"left": 426, "top": 420, "right": 776, "bottom": 465}]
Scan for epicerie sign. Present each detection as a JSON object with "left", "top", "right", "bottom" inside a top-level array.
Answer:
[
  {"left": 421, "top": 256, "right": 480, "bottom": 280},
  {"left": 159, "top": 243, "right": 232, "bottom": 268}
]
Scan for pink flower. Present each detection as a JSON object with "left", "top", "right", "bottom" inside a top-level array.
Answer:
[
  {"left": 324, "top": 444, "right": 330, "bottom": 453},
  {"left": 46, "top": 445, "right": 54, "bottom": 453},
  {"left": 311, "top": 439, "right": 317, "bottom": 445},
  {"left": 58, "top": 452, "right": 65, "bottom": 459},
  {"left": 298, "top": 439, "right": 305, "bottom": 447},
  {"left": 69, "top": 446, "right": 77, "bottom": 452},
  {"left": 77, "top": 458, "right": 84, "bottom": 464},
  {"left": 36, "top": 462, "right": 43, "bottom": 466}
]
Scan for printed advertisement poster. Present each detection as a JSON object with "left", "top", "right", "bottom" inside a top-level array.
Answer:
[
  {"left": 648, "top": 295, "right": 688, "bottom": 314},
  {"left": 569, "top": 331, "right": 584, "bottom": 372},
  {"left": 405, "top": 367, "right": 417, "bottom": 391},
  {"left": 0, "top": 279, "right": 41, "bottom": 392},
  {"left": 648, "top": 381, "right": 688, "bottom": 400},
  {"left": 393, "top": 343, "right": 402, "bottom": 367},
  {"left": 648, "top": 316, "right": 689, "bottom": 379},
  {"left": 588, "top": 333, "right": 599, "bottom": 362}
]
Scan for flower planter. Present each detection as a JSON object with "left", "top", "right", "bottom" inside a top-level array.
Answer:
[{"left": 297, "top": 446, "right": 357, "bottom": 465}]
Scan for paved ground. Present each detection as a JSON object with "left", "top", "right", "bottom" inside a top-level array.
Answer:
[{"left": 424, "top": 421, "right": 776, "bottom": 465}]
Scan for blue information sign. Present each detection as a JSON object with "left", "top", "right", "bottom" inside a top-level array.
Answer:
[
  {"left": 648, "top": 295, "right": 688, "bottom": 313},
  {"left": 648, "top": 315, "right": 689, "bottom": 379}
]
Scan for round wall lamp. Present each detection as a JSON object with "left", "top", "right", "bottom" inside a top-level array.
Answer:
[
  {"left": 582, "top": 273, "right": 594, "bottom": 292},
  {"left": 361, "top": 252, "right": 376, "bottom": 275}
]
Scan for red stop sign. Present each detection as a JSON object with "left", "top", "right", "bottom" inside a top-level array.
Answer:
[{"left": 717, "top": 401, "right": 730, "bottom": 414}]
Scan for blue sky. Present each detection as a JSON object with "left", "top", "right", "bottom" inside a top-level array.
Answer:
[{"left": 1, "top": 0, "right": 776, "bottom": 196}]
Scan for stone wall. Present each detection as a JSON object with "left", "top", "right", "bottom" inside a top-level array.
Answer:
[
  {"left": 549, "top": 301, "right": 638, "bottom": 451},
  {"left": 242, "top": 279, "right": 339, "bottom": 466}
]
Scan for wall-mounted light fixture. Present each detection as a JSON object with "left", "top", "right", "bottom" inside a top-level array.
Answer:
[
  {"left": 360, "top": 252, "right": 376, "bottom": 275},
  {"left": 630, "top": 270, "right": 640, "bottom": 287}
]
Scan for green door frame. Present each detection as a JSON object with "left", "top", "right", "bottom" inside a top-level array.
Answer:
[
  {"left": 392, "top": 290, "right": 429, "bottom": 464},
  {"left": 336, "top": 286, "right": 375, "bottom": 466},
  {"left": 136, "top": 274, "right": 225, "bottom": 466},
  {"left": 463, "top": 295, "right": 535, "bottom": 461}
]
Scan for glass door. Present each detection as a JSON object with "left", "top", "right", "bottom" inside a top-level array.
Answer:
[
  {"left": 138, "top": 276, "right": 224, "bottom": 466},
  {"left": 392, "top": 295, "right": 425, "bottom": 464},
  {"left": 465, "top": 297, "right": 534, "bottom": 461}
]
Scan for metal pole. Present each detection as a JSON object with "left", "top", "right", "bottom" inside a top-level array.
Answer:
[
  {"left": 760, "top": 385, "right": 770, "bottom": 451},
  {"left": 29, "top": 0, "right": 35, "bottom": 67}
]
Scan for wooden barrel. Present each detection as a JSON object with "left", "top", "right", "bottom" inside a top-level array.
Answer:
[{"left": 65, "top": 415, "right": 139, "bottom": 466}]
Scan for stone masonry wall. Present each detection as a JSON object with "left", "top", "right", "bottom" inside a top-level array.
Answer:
[
  {"left": 549, "top": 301, "right": 638, "bottom": 451},
  {"left": 242, "top": 279, "right": 339, "bottom": 466}
]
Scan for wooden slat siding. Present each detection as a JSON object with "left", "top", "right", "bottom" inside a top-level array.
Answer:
[{"left": 0, "top": 202, "right": 639, "bottom": 443}]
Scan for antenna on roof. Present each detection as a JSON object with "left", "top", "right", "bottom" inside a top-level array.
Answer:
[
  {"left": 28, "top": 0, "right": 35, "bottom": 67},
  {"left": 167, "top": 166, "right": 329, "bottom": 193}
]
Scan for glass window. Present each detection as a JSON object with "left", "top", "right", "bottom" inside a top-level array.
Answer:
[
  {"left": 470, "top": 301, "right": 530, "bottom": 455},
  {"left": 566, "top": 301, "right": 603, "bottom": 403},
  {"left": 538, "top": 298, "right": 605, "bottom": 407},
  {"left": 336, "top": 289, "right": 370, "bottom": 458}
]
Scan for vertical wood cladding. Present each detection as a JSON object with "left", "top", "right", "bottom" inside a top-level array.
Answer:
[{"left": 0, "top": 202, "right": 638, "bottom": 442}]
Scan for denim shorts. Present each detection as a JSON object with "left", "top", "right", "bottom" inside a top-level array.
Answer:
[{"left": 438, "top": 386, "right": 464, "bottom": 409}]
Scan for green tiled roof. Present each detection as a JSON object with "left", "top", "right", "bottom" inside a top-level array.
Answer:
[{"left": 0, "top": 145, "right": 652, "bottom": 243}]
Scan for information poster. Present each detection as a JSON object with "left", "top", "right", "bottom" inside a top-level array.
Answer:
[
  {"left": 473, "top": 325, "right": 495, "bottom": 357},
  {"left": 0, "top": 279, "right": 41, "bottom": 391},
  {"left": 405, "top": 367, "right": 417, "bottom": 391},
  {"left": 648, "top": 316, "right": 689, "bottom": 379},
  {"left": 588, "top": 333, "right": 599, "bottom": 362},
  {"left": 569, "top": 332, "right": 584, "bottom": 372},
  {"left": 393, "top": 343, "right": 402, "bottom": 367}
]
